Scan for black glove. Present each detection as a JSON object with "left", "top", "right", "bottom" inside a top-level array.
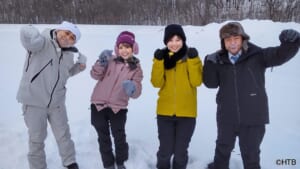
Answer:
[
  {"left": 154, "top": 49, "right": 164, "bottom": 60},
  {"left": 187, "top": 47, "right": 198, "bottom": 58},
  {"left": 279, "top": 29, "right": 300, "bottom": 44},
  {"left": 205, "top": 52, "right": 218, "bottom": 64}
]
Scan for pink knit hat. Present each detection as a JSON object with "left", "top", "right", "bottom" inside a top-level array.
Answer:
[{"left": 114, "top": 31, "right": 139, "bottom": 55}]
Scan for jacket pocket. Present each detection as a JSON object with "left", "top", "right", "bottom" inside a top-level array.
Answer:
[{"left": 31, "top": 59, "right": 53, "bottom": 83}]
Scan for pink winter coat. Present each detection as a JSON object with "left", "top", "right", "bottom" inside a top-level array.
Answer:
[{"left": 90, "top": 56, "right": 143, "bottom": 113}]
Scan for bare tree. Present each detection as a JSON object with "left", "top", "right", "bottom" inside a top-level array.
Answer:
[{"left": 0, "top": 0, "right": 299, "bottom": 25}]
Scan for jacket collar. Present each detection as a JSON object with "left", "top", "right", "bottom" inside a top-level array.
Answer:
[
  {"left": 218, "top": 42, "right": 261, "bottom": 64},
  {"left": 114, "top": 56, "right": 140, "bottom": 70}
]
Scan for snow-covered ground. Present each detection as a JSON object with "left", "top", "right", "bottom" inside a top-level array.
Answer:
[{"left": 0, "top": 20, "right": 299, "bottom": 169}]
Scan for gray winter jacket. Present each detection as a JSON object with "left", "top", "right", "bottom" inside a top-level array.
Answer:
[{"left": 17, "top": 26, "right": 84, "bottom": 108}]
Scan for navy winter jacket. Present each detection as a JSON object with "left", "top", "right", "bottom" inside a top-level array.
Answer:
[{"left": 203, "top": 42, "right": 299, "bottom": 125}]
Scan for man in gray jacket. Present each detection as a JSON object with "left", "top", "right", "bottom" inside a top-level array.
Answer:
[{"left": 17, "top": 21, "right": 87, "bottom": 169}]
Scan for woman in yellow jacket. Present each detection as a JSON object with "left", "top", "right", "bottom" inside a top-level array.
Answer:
[{"left": 151, "top": 24, "right": 203, "bottom": 169}]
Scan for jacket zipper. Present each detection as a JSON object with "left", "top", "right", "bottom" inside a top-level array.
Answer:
[
  {"left": 108, "top": 64, "right": 125, "bottom": 104},
  {"left": 173, "top": 67, "right": 176, "bottom": 116},
  {"left": 25, "top": 51, "right": 32, "bottom": 72},
  {"left": 47, "top": 53, "right": 62, "bottom": 107},
  {"left": 233, "top": 66, "right": 241, "bottom": 124},
  {"left": 31, "top": 59, "right": 53, "bottom": 83}
]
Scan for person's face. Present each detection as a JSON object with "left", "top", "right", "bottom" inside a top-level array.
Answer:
[
  {"left": 118, "top": 43, "right": 133, "bottom": 60},
  {"left": 56, "top": 30, "right": 76, "bottom": 48},
  {"left": 167, "top": 35, "right": 183, "bottom": 53},
  {"left": 224, "top": 35, "right": 243, "bottom": 55}
]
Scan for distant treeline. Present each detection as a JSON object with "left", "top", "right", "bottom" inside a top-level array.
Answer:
[{"left": 1, "top": 0, "right": 299, "bottom": 25}]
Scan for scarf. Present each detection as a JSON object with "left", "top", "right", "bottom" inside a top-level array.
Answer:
[{"left": 163, "top": 44, "right": 187, "bottom": 69}]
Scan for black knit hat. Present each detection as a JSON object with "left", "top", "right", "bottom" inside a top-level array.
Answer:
[{"left": 163, "top": 24, "right": 186, "bottom": 45}]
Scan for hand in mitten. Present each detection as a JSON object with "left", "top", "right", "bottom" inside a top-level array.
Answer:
[
  {"left": 279, "top": 29, "right": 300, "bottom": 44},
  {"left": 98, "top": 49, "right": 113, "bottom": 67},
  {"left": 154, "top": 49, "right": 164, "bottom": 60},
  {"left": 187, "top": 47, "right": 198, "bottom": 58},
  {"left": 122, "top": 80, "right": 136, "bottom": 97},
  {"left": 77, "top": 52, "right": 87, "bottom": 64},
  {"left": 205, "top": 52, "right": 218, "bottom": 64},
  {"left": 20, "top": 25, "right": 44, "bottom": 51},
  {"left": 21, "top": 25, "right": 40, "bottom": 39},
  {"left": 77, "top": 52, "right": 87, "bottom": 70}
]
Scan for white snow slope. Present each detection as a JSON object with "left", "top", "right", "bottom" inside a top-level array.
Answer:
[{"left": 0, "top": 20, "right": 299, "bottom": 169}]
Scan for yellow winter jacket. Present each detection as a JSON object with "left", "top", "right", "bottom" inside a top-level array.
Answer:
[{"left": 151, "top": 55, "right": 203, "bottom": 118}]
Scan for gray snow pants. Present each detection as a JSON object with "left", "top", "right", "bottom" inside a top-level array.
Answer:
[{"left": 22, "top": 104, "right": 76, "bottom": 169}]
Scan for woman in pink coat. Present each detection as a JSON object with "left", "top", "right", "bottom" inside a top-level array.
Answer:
[{"left": 90, "top": 31, "right": 143, "bottom": 169}]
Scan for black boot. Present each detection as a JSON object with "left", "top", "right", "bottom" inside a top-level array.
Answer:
[
  {"left": 67, "top": 163, "right": 79, "bottom": 169},
  {"left": 206, "top": 162, "right": 215, "bottom": 169},
  {"left": 117, "top": 164, "right": 126, "bottom": 169}
]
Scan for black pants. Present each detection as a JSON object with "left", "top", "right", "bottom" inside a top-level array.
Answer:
[
  {"left": 156, "top": 115, "right": 196, "bottom": 169},
  {"left": 213, "top": 124, "right": 265, "bottom": 169},
  {"left": 91, "top": 104, "right": 128, "bottom": 168}
]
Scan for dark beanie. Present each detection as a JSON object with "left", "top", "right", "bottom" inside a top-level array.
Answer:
[{"left": 163, "top": 24, "right": 186, "bottom": 45}]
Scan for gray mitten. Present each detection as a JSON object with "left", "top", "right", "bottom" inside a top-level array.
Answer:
[
  {"left": 98, "top": 49, "right": 113, "bottom": 66},
  {"left": 20, "top": 25, "right": 44, "bottom": 51},
  {"left": 77, "top": 52, "right": 87, "bottom": 64},
  {"left": 21, "top": 25, "right": 40, "bottom": 39},
  {"left": 279, "top": 29, "right": 300, "bottom": 43},
  {"left": 122, "top": 80, "right": 136, "bottom": 97}
]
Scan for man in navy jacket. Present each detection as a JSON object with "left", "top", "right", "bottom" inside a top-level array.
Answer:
[{"left": 204, "top": 22, "right": 300, "bottom": 169}]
